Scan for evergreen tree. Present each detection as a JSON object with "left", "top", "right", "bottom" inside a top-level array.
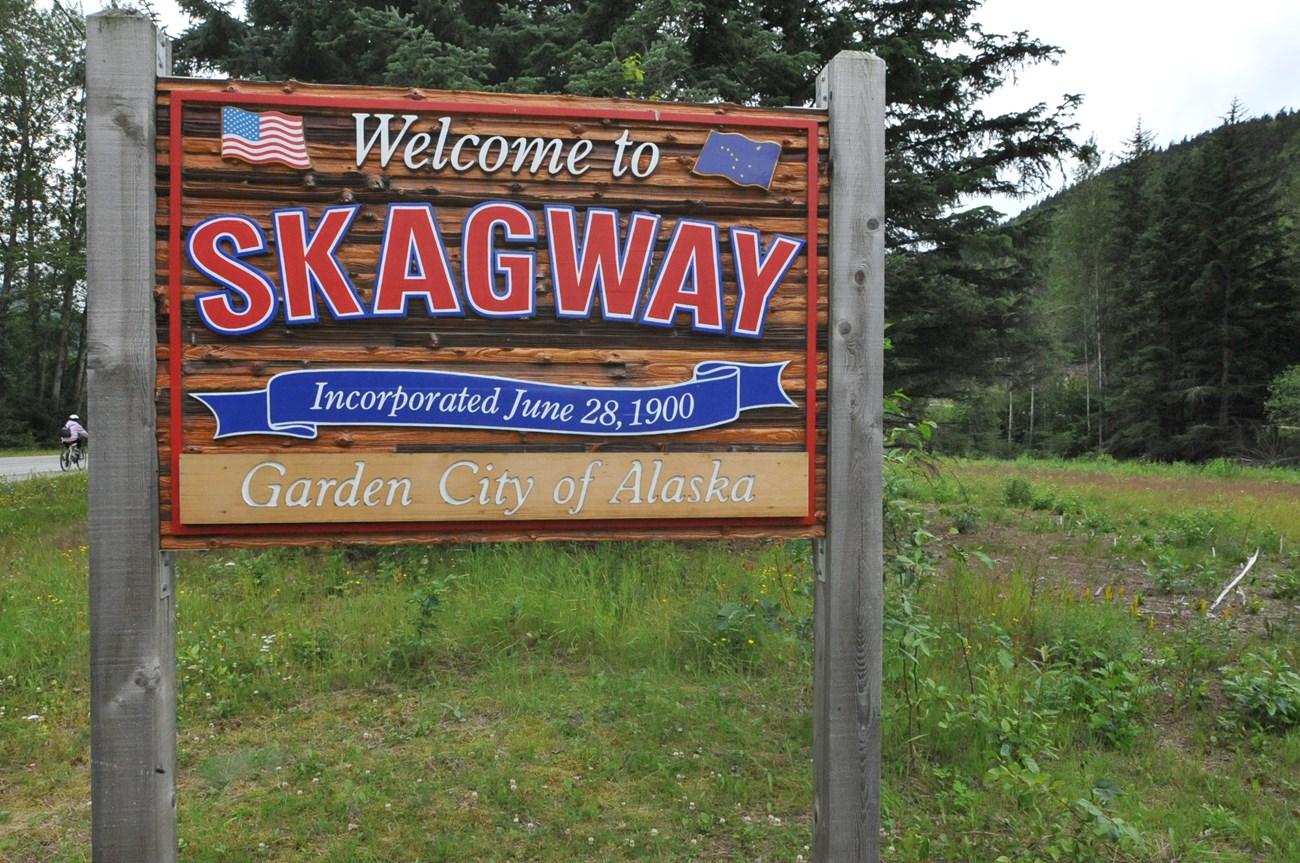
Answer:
[
  {"left": 1172, "top": 103, "right": 1296, "bottom": 456},
  {"left": 1103, "top": 122, "right": 1168, "bottom": 457}
]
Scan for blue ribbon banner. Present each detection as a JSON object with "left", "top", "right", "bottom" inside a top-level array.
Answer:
[{"left": 192, "top": 362, "right": 795, "bottom": 440}]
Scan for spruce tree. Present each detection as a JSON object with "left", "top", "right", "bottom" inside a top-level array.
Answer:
[
  {"left": 1175, "top": 103, "right": 1296, "bottom": 455},
  {"left": 1103, "top": 122, "right": 1167, "bottom": 457}
]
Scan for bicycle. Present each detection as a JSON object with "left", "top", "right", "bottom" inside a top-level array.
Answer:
[{"left": 60, "top": 441, "right": 87, "bottom": 471}]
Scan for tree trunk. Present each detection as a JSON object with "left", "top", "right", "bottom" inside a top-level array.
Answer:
[
  {"left": 52, "top": 137, "right": 86, "bottom": 405},
  {"left": 73, "top": 312, "right": 88, "bottom": 413},
  {"left": 1219, "top": 274, "right": 1233, "bottom": 433}
]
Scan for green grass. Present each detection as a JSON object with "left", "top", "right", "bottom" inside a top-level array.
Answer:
[{"left": 3, "top": 460, "right": 1299, "bottom": 861}]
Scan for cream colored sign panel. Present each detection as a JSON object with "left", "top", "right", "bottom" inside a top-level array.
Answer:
[{"left": 179, "top": 452, "right": 809, "bottom": 524}]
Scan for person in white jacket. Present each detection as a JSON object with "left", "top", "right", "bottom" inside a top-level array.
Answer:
[{"left": 60, "top": 414, "right": 88, "bottom": 454}]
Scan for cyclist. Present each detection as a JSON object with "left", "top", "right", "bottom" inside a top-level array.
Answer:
[{"left": 61, "top": 414, "right": 88, "bottom": 456}]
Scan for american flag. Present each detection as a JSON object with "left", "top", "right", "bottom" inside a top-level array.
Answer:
[{"left": 221, "top": 107, "right": 311, "bottom": 169}]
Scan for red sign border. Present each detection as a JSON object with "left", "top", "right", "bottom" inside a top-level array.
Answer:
[{"left": 165, "top": 89, "right": 822, "bottom": 539}]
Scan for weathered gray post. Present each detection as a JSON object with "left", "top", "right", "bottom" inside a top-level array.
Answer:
[
  {"left": 85, "top": 11, "right": 176, "bottom": 863},
  {"left": 813, "top": 51, "right": 886, "bottom": 863}
]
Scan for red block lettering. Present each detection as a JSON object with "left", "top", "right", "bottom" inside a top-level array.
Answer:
[
  {"left": 188, "top": 215, "right": 279, "bottom": 335},
  {"left": 546, "top": 206, "right": 660, "bottom": 321},
  {"left": 273, "top": 205, "right": 366, "bottom": 323},
  {"left": 462, "top": 201, "right": 536, "bottom": 318},
  {"left": 730, "top": 228, "right": 804, "bottom": 338},
  {"left": 372, "top": 203, "right": 463, "bottom": 317},
  {"left": 640, "top": 220, "right": 724, "bottom": 333}
]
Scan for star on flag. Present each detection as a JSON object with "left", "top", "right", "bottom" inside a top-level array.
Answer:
[{"left": 692, "top": 131, "right": 782, "bottom": 190}]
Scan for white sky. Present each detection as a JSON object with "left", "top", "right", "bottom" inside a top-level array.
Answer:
[
  {"left": 123, "top": 0, "right": 1300, "bottom": 212},
  {"left": 976, "top": 0, "right": 1300, "bottom": 209}
]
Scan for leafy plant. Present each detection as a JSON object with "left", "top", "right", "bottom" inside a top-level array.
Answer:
[
  {"left": 984, "top": 765, "right": 1144, "bottom": 862},
  {"left": 1146, "top": 547, "right": 1193, "bottom": 593},
  {"left": 938, "top": 644, "right": 1063, "bottom": 773},
  {"left": 884, "top": 589, "right": 943, "bottom": 765},
  {"left": 1220, "top": 650, "right": 1300, "bottom": 733},
  {"left": 1272, "top": 559, "right": 1300, "bottom": 600},
  {"left": 712, "top": 598, "right": 781, "bottom": 657},
  {"left": 1050, "top": 648, "right": 1153, "bottom": 750},
  {"left": 386, "top": 570, "right": 465, "bottom": 671},
  {"left": 1156, "top": 617, "right": 1235, "bottom": 707}
]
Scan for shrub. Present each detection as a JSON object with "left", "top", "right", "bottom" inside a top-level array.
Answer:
[{"left": 1002, "top": 476, "right": 1035, "bottom": 508}]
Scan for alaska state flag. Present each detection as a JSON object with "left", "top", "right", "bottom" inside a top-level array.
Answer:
[
  {"left": 693, "top": 131, "right": 781, "bottom": 189},
  {"left": 221, "top": 107, "right": 311, "bottom": 169}
]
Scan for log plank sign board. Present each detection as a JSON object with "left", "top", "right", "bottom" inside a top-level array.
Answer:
[
  {"left": 160, "top": 77, "right": 826, "bottom": 546},
  {"left": 87, "top": 10, "right": 883, "bottom": 863}
]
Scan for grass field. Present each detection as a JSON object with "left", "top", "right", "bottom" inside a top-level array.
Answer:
[{"left": 2, "top": 457, "right": 1298, "bottom": 861}]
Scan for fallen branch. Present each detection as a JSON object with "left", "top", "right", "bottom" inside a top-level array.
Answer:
[{"left": 1209, "top": 549, "right": 1260, "bottom": 612}]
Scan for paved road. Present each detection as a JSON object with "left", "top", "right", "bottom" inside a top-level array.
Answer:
[{"left": 0, "top": 454, "right": 63, "bottom": 479}]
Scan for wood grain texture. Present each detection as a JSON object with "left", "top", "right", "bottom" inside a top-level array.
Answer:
[
  {"left": 813, "top": 52, "right": 886, "bottom": 863},
  {"left": 155, "top": 78, "right": 829, "bottom": 546},
  {"left": 86, "top": 12, "right": 176, "bottom": 863}
]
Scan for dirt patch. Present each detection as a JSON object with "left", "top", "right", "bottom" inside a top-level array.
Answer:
[
  {"left": 941, "top": 465, "right": 1300, "bottom": 634},
  {"left": 936, "top": 519, "right": 1216, "bottom": 627}
]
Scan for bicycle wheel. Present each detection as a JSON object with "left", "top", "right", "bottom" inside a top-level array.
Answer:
[
  {"left": 59, "top": 447, "right": 72, "bottom": 471},
  {"left": 75, "top": 447, "right": 87, "bottom": 470}
]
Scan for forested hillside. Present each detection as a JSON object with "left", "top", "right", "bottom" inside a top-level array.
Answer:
[{"left": 940, "top": 107, "right": 1300, "bottom": 463}]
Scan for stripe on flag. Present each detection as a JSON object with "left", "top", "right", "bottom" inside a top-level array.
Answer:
[
  {"left": 221, "top": 107, "right": 311, "bottom": 169},
  {"left": 692, "top": 131, "right": 781, "bottom": 190}
]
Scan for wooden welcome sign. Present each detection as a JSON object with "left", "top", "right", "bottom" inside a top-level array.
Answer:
[
  {"left": 157, "top": 80, "right": 828, "bottom": 547},
  {"left": 90, "top": 14, "right": 882, "bottom": 861}
]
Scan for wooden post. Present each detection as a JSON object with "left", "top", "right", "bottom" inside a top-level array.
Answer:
[
  {"left": 85, "top": 12, "right": 176, "bottom": 863},
  {"left": 813, "top": 51, "right": 886, "bottom": 863}
]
